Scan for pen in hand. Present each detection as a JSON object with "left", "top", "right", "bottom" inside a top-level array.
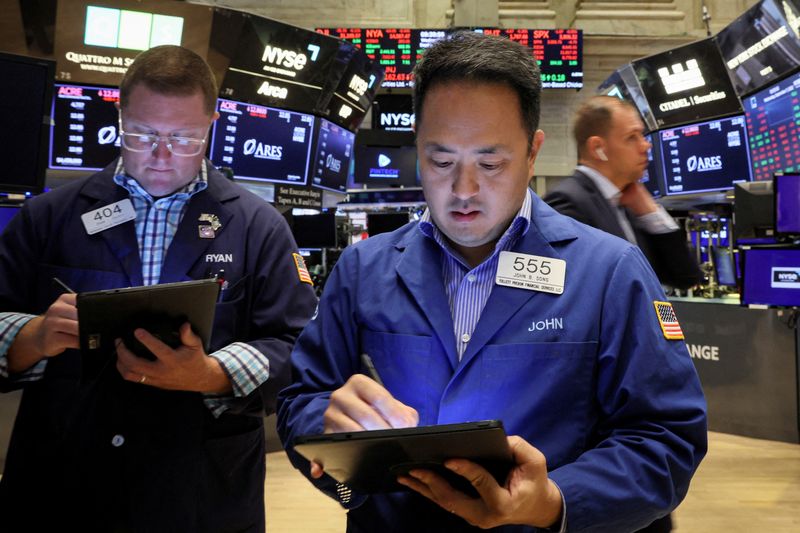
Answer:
[
  {"left": 52, "top": 277, "right": 76, "bottom": 294},
  {"left": 360, "top": 353, "right": 385, "bottom": 387}
]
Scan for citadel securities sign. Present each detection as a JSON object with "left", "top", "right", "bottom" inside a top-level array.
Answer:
[{"left": 53, "top": 0, "right": 213, "bottom": 86}]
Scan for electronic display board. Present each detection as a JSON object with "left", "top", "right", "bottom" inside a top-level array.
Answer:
[
  {"left": 353, "top": 145, "right": 417, "bottom": 187},
  {"left": 49, "top": 83, "right": 120, "bottom": 171},
  {"left": 53, "top": 0, "right": 213, "bottom": 86},
  {"left": 209, "top": 98, "right": 315, "bottom": 185},
  {"left": 222, "top": 15, "right": 342, "bottom": 113},
  {"left": 323, "top": 43, "right": 384, "bottom": 131},
  {"left": 633, "top": 38, "right": 743, "bottom": 128},
  {"left": 372, "top": 93, "right": 414, "bottom": 132},
  {"left": 317, "top": 27, "right": 583, "bottom": 89},
  {"left": 774, "top": 172, "right": 800, "bottom": 234},
  {"left": 598, "top": 64, "right": 658, "bottom": 132},
  {"left": 744, "top": 69, "right": 800, "bottom": 181},
  {"left": 716, "top": 0, "right": 800, "bottom": 96},
  {"left": 742, "top": 247, "right": 800, "bottom": 306},
  {"left": 641, "top": 134, "right": 664, "bottom": 198},
  {"left": 310, "top": 118, "right": 355, "bottom": 193},
  {"left": 658, "top": 115, "right": 752, "bottom": 195}
]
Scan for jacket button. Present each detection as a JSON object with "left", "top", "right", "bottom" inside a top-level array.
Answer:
[{"left": 111, "top": 434, "right": 125, "bottom": 447}]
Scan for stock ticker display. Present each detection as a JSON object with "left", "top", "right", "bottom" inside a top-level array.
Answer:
[
  {"left": 49, "top": 83, "right": 120, "bottom": 171},
  {"left": 209, "top": 98, "right": 315, "bottom": 186},
  {"left": 744, "top": 69, "right": 800, "bottom": 181},
  {"left": 316, "top": 27, "right": 583, "bottom": 89}
]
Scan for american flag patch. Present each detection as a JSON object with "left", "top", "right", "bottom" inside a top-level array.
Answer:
[
  {"left": 293, "top": 253, "right": 314, "bottom": 286},
  {"left": 653, "top": 301, "right": 684, "bottom": 340}
]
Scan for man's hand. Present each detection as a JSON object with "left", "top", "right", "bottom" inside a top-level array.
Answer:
[
  {"left": 8, "top": 293, "right": 79, "bottom": 373},
  {"left": 619, "top": 182, "right": 658, "bottom": 217},
  {"left": 309, "top": 374, "right": 419, "bottom": 479},
  {"left": 115, "top": 322, "right": 232, "bottom": 394},
  {"left": 396, "top": 435, "right": 563, "bottom": 529}
]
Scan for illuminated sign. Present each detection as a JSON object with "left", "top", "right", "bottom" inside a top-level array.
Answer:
[{"left": 84, "top": 6, "right": 183, "bottom": 51}]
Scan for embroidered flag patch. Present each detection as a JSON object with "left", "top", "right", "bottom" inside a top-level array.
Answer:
[
  {"left": 653, "top": 301, "right": 684, "bottom": 340},
  {"left": 293, "top": 253, "right": 313, "bottom": 286}
]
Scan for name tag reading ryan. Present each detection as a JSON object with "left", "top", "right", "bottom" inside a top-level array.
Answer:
[{"left": 496, "top": 251, "right": 566, "bottom": 294}]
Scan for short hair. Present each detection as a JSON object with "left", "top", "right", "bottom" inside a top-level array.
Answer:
[
  {"left": 573, "top": 96, "right": 639, "bottom": 158},
  {"left": 119, "top": 45, "right": 218, "bottom": 115},
  {"left": 412, "top": 31, "right": 542, "bottom": 145}
]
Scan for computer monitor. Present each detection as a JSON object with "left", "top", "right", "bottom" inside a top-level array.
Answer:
[
  {"left": 711, "top": 245, "right": 738, "bottom": 287},
  {"left": 641, "top": 134, "right": 663, "bottom": 198},
  {"left": 209, "top": 98, "right": 315, "bottom": 185},
  {"left": 49, "top": 83, "right": 121, "bottom": 171},
  {"left": 733, "top": 180, "right": 775, "bottom": 243},
  {"left": 372, "top": 94, "right": 414, "bottom": 132},
  {"left": 0, "top": 51, "right": 54, "bottom": 195},
  {"left": 658, "top": 115, "right": 752, "bottom": 195},
  {"left": 743, "top": 69, "right": 800, "bottom": 182},
  {"left": 367, "top": 212, "right": 410, "bottom": 236},
  {"left": 291, "top": 213, "right": 337, "bottom": 249},
  {"left": 310, "top": 118, "right": 355, "bottom": 193},
  {"left": 0, "top": 204, "right": 21, "bottom": 233},
  {"left": 774, "top": 172, "right": 800, "bottom": 236},
  {"left": 741, "top": 246, "right": 800, "bottom": 306},
  {"left": 353, "top": 145, "right": 417, "bottom": 188}
]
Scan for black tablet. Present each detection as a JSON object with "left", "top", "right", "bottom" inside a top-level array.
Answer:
[
  {"left": 77, "top": 279, "right": 220, "bottom": 376},
  {"left": 293, "top": 420, "right": 513, "bottom": 494}
]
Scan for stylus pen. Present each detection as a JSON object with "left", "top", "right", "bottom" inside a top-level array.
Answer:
[
  {"left": 52, "top": 277, "right": 76, "bottom": 294},
  {"left": 360, "top": 353, "right": 385, "bottom": 387}
]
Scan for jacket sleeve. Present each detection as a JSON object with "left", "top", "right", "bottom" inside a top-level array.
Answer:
[{"left": 548, "top": 246, "right": 708, "bottom": 532}]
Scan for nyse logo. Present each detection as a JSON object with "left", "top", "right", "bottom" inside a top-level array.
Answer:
[
  {"left": 338, "top": 104, "right": 353, "bottom": 119},
  {"left": 658, "top": 59, "right": 706, "bottom": 94},
  {"left": 688, "top": 344, "right": 720, "bottom": 361},
  {"left": 349, "top": 75, "right": 368, "bottom": 96},
  {"left": 325, "top": 153, "right": 342, "bottom": 172},
  {"left": 772, "top": 267, "right": 800, "bottom": 288},
  {"left": 243, "top": 139, "right": 283, "bottom": 160},
  {"left": 262, "top": 45, "right": 307, "bottom": 70},
  {"left": 380, "top": 112, "right": 414, "bottom": 127},
  {"left": 686, "top": 155, "right": 722, "bottom": 173},
  {"left": 257, "top": 81, "right": 289, "bottom": 99}
]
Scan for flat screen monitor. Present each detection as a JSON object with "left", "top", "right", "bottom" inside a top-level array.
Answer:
[
  {"left": 598, "top": 64, "right": 658, "bottom": 132},
  {"left": 744, "top": 69, "right": 800, "bottom": 182},
  {"left": 291, "top": 213, "right": 337, "bottom": 249},
  {"left": 353, "top": 145, "right": 417, "bottom": 187},
  {"left": 733, "top": 180, "right": 776, "bottom": 243},
  {"left": 658, "top": 115, "right": 752, "bottom": 195},
  {"left": 367, "top": 212, "right": 410, "bottom": 236},
  {"left": 711, "top": 245, "right": 738, "bottom": 287},
  {"left": 49, "top": 83, "right": 120, "bottom": 171},
  {"left": 323, "top": 44, "right": 383, "bottom": 131},
  {"left": 632, "top": 38, "right": 743, "bottom": 128},
  {"left": 209, "top": 98, "right": 315, "bottom": 185},
  {"left": 715, "top": 0, "right": 800, "bottom": 96},
  {"left": 641, "top": 134, "right": 664, "bottom": 198},
  {"left": 0, "top": 52, "right": 54, "bottom": 195},
  {"left": 0, "top": 204, "right": 21, "bottom": 233},
  {"left": 372, "top": 94, "right": 414, "bottom": 132},
  {"left": 774, "top": 172, "right": 800, "bottom": 235},
  {"left": 310, "top": 118, "right": 355, "bottom": 193},
  {"left": 742, "top": 246, "right": 800, "bottom": 306}
]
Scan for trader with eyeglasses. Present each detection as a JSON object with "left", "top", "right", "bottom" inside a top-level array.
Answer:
[{"left": 0, "top": 45, "right": 317, "bottom": 532}]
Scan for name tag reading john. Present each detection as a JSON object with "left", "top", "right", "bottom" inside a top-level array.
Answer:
[
  {"left": 496, "top": 251, "right": 566, "bottom": 294},
  {"left": 81, "top": 199, "right": 136, "bottom": 235}
]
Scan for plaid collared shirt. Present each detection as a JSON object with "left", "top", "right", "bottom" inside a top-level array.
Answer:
[{"left": 418, "top": 190, "right": 532, "bottom": 359}]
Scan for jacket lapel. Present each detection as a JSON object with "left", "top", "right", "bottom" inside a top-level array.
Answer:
[{"left": 395, "top": 231, "right": 459, "bottom": 370}]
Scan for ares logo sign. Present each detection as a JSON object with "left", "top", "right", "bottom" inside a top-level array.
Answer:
[
  {"left": 325, "top": 153, "right": 342, "bottom": 173},
  {"left": 772, "top": 267, "right": 800, "bottom": 288},
  {"left": 243, "top": 139, "right": 283, "bottom": 160},
  {"left": 686, "top": 155, "right": 722, "bottom": 173}
]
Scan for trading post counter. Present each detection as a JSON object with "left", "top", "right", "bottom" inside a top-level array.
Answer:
[{"left": 673, "top": 298, "right": 800, "bottom": 443}]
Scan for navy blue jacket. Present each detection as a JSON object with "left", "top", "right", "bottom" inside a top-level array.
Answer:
[
  {"left": 0, "top": 161, "right": 317, "bottom": 532},
  {"left": 278, "top": 193, "right": 707, "bottom": 532}
]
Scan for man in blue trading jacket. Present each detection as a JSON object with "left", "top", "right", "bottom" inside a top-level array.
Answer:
[
  {"left": 277, "top": 32, "right": 707, "bottom": 532},
  {"left": 0, "top": 46, "right": 317, "bottom": 532}
]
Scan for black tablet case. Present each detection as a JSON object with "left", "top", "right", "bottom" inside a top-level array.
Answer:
[
  {"left": 77, "top": 279, "right": 219, "bottom": 378},
  {"left": 293, "top": 420, "right": 512, "bottom": 494}
]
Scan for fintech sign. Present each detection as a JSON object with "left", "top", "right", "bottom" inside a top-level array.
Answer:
[
  {"left": 716, "top": 0, "right": 800, "bottom": 96},
  {"left": 222, "top": 15, "right": 341, "bottom": 113},
  {"left": 49, "top": 83, "right": 120, "bottom": 171},
  {"left": 633, "top": 38, "right": 742, "bottom": 128},
  {"left": 658, "top": 115, "right": 752, "bottom": 195},
  {"left": 209, "top": 98, "right": 315, "bottom": 185}
]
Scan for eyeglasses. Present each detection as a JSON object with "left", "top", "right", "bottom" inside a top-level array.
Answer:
[{"left": 118, "top": 119, "right": 209, "bottom": 157}]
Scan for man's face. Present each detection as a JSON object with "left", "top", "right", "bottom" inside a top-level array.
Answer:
[
  {"left": 119, "top": 84, "right": 217, "bottom": 197},
  {"left": 602, "top": 105, "right": 651, "bottom": 187},
  {"left": 416, "top": 81, "right": 544, "bottom": 263}
]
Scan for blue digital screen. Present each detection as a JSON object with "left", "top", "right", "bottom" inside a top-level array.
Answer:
[
  {"left": 640, "top": 133, "right": 663, "bottom": 198},
  {"left": 209, "top": 98, "right": 315, "bottom": 185},
  {"left": 775, "top": 173, "right": 800, "bottom": 234},
  {"left": 742, "top": 247, "right": 800, "bottom": 306},
  {"left": 659, "top": 115, "right": 752, "bottom": 195},
  {"left": 310, "top": 118, "right": 354, "bottom": 193}
]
